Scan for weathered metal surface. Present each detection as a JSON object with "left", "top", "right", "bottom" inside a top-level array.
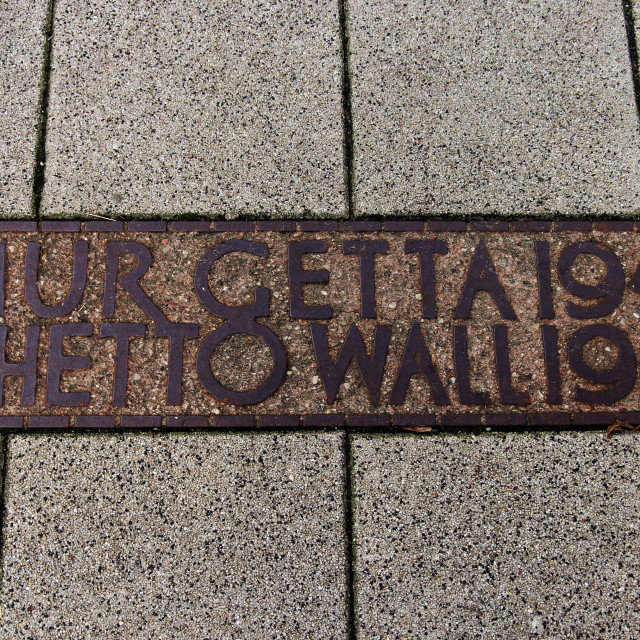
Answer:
[{"left": 0, "top": 220, "right": 638, "bottom": 428}]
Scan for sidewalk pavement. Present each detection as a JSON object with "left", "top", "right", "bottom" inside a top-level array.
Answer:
[{"left": 1, "top": 0, "right": 640, "bottom": 638}]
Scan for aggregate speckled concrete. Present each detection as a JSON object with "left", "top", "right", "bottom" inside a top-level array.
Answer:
[
  {"left": 352, "top": 432, "right": 640, "bottom": 639},
  {"left": 41, "top": 0, "right": 346, "bottom": 218},
  {"left": 350, "top": 0, "right": 640, "bottom": 216},
  {"left": 0, "top": 0, "right": 48, "bottom": 217},
  {"left": 0, "top": 432, "right": 348, "bottom": 639},
  {"left": 3, "top": 0, "right": 640, "bottom": 637}
]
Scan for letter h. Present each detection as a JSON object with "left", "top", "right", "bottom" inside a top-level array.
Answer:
[{"left": 0, "top": 326, "right": 40, "bottom": 406}]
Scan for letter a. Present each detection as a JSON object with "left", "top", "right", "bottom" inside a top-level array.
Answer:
[
  {"left": 389, "top": 321, "right": 450, "bottom": 405},
  {"left": 454, "top": 240, "right": 516, "bottom": 319}
]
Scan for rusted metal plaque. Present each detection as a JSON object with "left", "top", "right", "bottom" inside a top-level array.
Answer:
[{"left": 1, "top": 219, "right": 639, "bottom": 429}]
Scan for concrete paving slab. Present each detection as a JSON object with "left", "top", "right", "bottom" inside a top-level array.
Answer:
[
  {"left": 0, "top": 0, "right": 48, "bottom": 217},
  {"left": 41, "top": 0, "right": 346, "bottom": 218},
  {"left": 0, "top": 432, "right": 348, "bottom": 639},
  {"left": 352, "top": 432, "right": 640, "bottom": 639},
  {"left": 350, "top": 0, "right": 640, "bottom": 217}
]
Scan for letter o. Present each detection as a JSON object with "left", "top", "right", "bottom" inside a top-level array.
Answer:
[{"left": 196, "top": 320, "right": 287, "bottom": 406}]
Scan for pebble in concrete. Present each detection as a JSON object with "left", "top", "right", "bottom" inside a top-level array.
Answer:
[
  {"left": 42, "top": 0, "right": 346, "bottom": 218},
  {"left": 0, "top": 0, "right": 48, "bottom": 217},
  {"left": 352, "top": 432, "right": 640, "bottom": 638},
  {"left": 350, "top": 0, "right": 640, "bottom": 216},
  {"left": 0, "top": 432, "right": 348, "bottom": 639}
]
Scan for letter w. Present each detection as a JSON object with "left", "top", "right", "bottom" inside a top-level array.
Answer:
[{"left": 310, "top": 323, "right": 391, "bottom": 405}]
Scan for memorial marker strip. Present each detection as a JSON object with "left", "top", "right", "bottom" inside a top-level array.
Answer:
[{"left": 0, "top": 221, "right": 638, "bottom": 429}]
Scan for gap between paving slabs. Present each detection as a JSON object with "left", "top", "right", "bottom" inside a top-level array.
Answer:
[
  {"left": 0, "top": 436, "right": 7, "bottom": 594},
  {"left": 622, "top": 0, "right": 640, "bottom": 120},
  {"left": 30, "top": 0, "right": 57, "bottom": 222}
]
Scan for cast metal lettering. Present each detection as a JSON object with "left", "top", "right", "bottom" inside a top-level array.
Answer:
[{"left": 195, "top": 240, "right": 287, "bottom": 405}]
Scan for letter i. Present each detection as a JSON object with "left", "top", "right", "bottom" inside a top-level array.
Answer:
[
  {"left": 0, "top": 240, "right": 4, "bottom": 317},
  {"left": 535, "top": 241, "right": 554, "bottom": 319},
  {"left": 541, "top": 325, "right": 561, "bottom": 404}
]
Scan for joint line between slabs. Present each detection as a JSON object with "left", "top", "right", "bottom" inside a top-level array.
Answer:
[
  {"left": 622, "top": 0, "right": 640, "bottom": 123},
  {"left": 31, "top": 0, "right": 58, "bottom": 222},
  {"left": 343, "top": 427, "right": 358, "bottom": 640},
  {"left": 0, "top": 437, "right": 9, "bottom": 593},
  {"left": 339, "top": 0, "right": 355, "bottom": 220}
]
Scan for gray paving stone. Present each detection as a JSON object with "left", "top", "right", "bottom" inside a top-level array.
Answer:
[
  {"left": 352, "top": 432, "right": 640, "bottom": 639},
  {"left": 42, "top": 0, "right": 346, "bottom": 218},
  {"left": 350, "top": 0, "right": 640, "bottom": 216},
  {"left": 0, "top": 0, "right": 48, "bottom": 217},
  {"left": 0, "top": 432, "right": 348, "bottom": 639}
]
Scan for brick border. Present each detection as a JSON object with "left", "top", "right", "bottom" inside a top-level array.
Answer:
[
  {"left": 0, "top": 411, "right": 630, "bottom": 430},
  {"left": 0, "top": 219, "right": 635, "bottom": 233}
]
